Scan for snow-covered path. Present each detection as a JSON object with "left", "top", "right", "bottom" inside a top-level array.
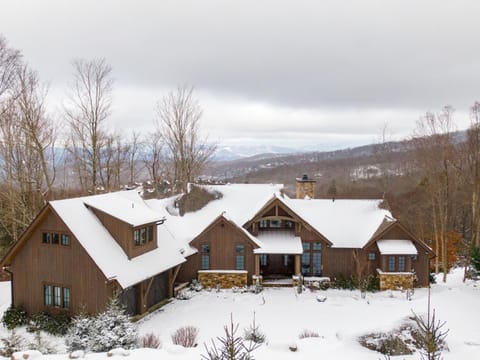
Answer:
[{"left": 1, "top": 269, "right": 479, "bottom": 359}]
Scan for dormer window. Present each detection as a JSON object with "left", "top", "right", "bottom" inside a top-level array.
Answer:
[{"left": 133, "top": 224, "right": 156, "bottom": 247}]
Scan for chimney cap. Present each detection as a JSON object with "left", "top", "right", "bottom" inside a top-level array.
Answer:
[{"left": 296, "top": 174, "right": 316, "bottom": 183}]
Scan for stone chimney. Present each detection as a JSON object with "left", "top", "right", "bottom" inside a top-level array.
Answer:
[{"left": 295, "top": 174, "right": 316, "bottom": 199}]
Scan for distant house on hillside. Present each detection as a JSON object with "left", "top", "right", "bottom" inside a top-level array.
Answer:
[{"left": 1, "top": 176, "right": 433, "bottom": 316}]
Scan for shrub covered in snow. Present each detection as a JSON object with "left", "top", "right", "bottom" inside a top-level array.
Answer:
[
  {"left": 88, "top": 297, "right": 138, "bottom": 352},
  {"left": 27, "top": 312, "right": 71, "bottom": 335},
  {"left": 65, "top": 312, "right": 93, "bottom": 352},
  {"left": 140, "top": 332, "right": 161, "bottom": 349},
  {"left": 298, "top": 329, "right": 320, "bottom": 339},
  {"left": 171, "top": 326, "right": 199, "bottom": 348},
  {"left": 1, "top": 306, "right": 28, "bottom": 330},
  {"left": 29, "top": 330, "right": 57, "bottom": 354},
  {"left": 0, "top": 330, "right": 26, "bottom": 357}
]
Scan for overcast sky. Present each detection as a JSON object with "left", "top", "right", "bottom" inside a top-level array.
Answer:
[{"left": 1, "top": 0, "right": 480, "bottom": 149}]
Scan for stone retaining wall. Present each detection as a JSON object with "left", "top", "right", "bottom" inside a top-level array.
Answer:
[
  {"left": 198, "top": 270, "right": 248, "bottom": 288},
  {"left": 378, "top": 270, "right": 414, "bottom": 290}
]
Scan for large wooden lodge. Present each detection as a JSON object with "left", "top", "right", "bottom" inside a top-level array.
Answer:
[{"left": 0, "top": 176, "right": 433, "bottom": 316}]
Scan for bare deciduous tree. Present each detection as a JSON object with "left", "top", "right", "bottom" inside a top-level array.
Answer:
[
  {"left": 155, "top": 86, "right": 216, "bottom": 193},
  {"left": 65, "top": 58, "right": 113, "bottom": 194},
  {"left": 143, "top": 131, "right": 164, "bottom": 186},
  {"left": 412, "top": 106, "right": 457, "bottom": 281}
]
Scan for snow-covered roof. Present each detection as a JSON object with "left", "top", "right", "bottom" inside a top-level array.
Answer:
[
  {"left": 283, "top": 198, "right": 393, "bottom": 248},
  {"left": 146, "top": 184, "right": 283, "bottom": 246},
  {"left": 376, "top": 239, "right": 418, "bottom": 255},
  {"left": 84, "top": 191, "right": 164, "bottom": 227},
  {"left": 253, "top": 230, "right": 303, "bottom": 254},
  {"left": 50, "top": 191, "right": 185, "bottom": 288}
]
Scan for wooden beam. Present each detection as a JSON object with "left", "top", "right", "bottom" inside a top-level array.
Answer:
[
  {"left": 168, "top": 265, "right": 182, "bottom": 298},
  {"left": 294, "top": 255, "right": 301, "bottom": 275},
  {"left": 255, "top": 255, "right": 260, "bottom": 276}
]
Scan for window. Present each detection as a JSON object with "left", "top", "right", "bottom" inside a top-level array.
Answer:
[
  {"left": 140, "top": 227, "right": 147, "bottom": 244},
  {"left": 42, "top": 233, "right": 51, "bottom": 244},
  {"left": 201, "top": 244, "right": 210, "bottom": 270},
  {"left": 133, "top": 229, "right": 140, "bottom": 246},
  {"left": 235, "top": 244, "right": 245, "bottom": 270},
  {"left": 61, "top": 234, "right": 70, "bottom": 246},
  {"left": 312, "top": 252, "right": 321, "bottom": 276},
  {"left": 368, "top": 252, "right": 376, "bottom": 261},
  {"left": 388, "top": 256, "right": 396, "bottom": 272},
  {"left": 285, "top": 221, "right": 293, "bottom": 229},
  {"left": 269, "top": 220, "right": 281, "bottom": 228},
  {"left": 44, "top": 284, "right": 70, "bottom": 309},
  {"left": 51, "top": 233, "right": 59, "bottom": 245},
  {"left": 411, "top": 255, "right": 418, "bottom": 262},
  {"left": 260, "top": 254, "right": 268, "bottom": 266},
  {"left": 259, "top": 220, "right": 267, "bottom": 228},
  {"left": 398, "top": 256, "right": 406, "bottom": 272},
  {"left": 147, "top": 225, "right": 154, "bottom": 242},
  {"left": 283, "top": 255, "right": 289, "bottom": 267},
  {"left": 302, "top": 241, "right": 322, "bottom": 276},
  {"left": 44, "top": 285, "right": 52, "bottom": 306},
  {"left": 43, "top": 232, "right": 71, "bottom": 246},
  {"left": 63, "top": 288, "right": 70, "bottom": 309},
  {"left": 54, "top": 286, "right": 62, "bottom": 307}
]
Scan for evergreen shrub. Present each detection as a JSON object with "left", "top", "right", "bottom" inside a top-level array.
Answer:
[{"left": 1, "top": 306, "right": 28, "bottom": 330}]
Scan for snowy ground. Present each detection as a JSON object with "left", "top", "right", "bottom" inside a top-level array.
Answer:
[{"left": 1, "top": 268, "right": 480, "bottom": 359}]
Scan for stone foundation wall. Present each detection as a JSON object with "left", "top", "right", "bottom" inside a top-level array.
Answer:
[
  {"left": 378, "top": 271, "right": 414, "bottom": 290},
  {"left": 198, "top": 271, "right": 248, "bottom": 288}
]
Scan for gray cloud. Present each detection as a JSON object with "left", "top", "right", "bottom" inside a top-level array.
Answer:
[{"left": 1, "top": 0, "right": 478, "bottom": 147}]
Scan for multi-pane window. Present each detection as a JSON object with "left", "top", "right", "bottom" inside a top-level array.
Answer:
[
  {"left": 54, "top": 286, "right": 62, "bottom": 306},
  {"left": 133, "top": 229, "right": 140, "bottom": 246},
  {"left": 283, "top": 255, "right": 289, "bottom": 267},
  {"left": 301, "top": 242, "right": 311, "bottom": 275},
  {"left": 61, "top": 234, "right": 70, "bottom": 246},
  {"left": 42, "top": 232, "right": 70, "bottom": 246},
  {"left": 398, "top": 256, "right": 406, "bottom": 272},
  {"left": 134, "top": 225, "right": 155, "bottom": 246},
  {"left": 259, "top": 254, "right": 268, "bottom": 266},
  {"left": 147, "top": 225, "right": 154, "bottom": 242},
  {"left": 44, "top": 284, "right": 70, "bottom": 309},
  {"left": 269, "top": 220, "right": 281, "bottom": 228},
  {"left": 201, "top": 244, "right": 210, "bottom": 270},
  {"left": 235, "top": 244, "right": 245, "bottom": 270},
  {"left": 63, "top": 288, "right": 70, "bottom": 309},
  {"left": 302, "top": 241, "right": 322, "bottom": 276},
  {"left": 388, "top": 256, "right": 396, "bottom": 272},
  {"left": 44, "top": 285, "right": 52, "bottom": 306},
  {"left": 259, "top": 220, "right": 267, "bottom": 228},
  {"left": 368, "top": 252, "right": 376, "bottom": 261}
]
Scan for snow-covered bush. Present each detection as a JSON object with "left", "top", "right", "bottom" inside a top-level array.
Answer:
[
  {"left": 298, "top": 329, "right": 320, "bottom": 339},
  {"left": 27, "top": 312, "right": 71, "bottom": 335},
  {"left": 1, "top": 306, "right": 28, "bottom": 330},
  {"left": 65, "top": 311, "right": 93, "bottom": 352},
  {"left": 141, "top": 333, "right": 161, "bottom": 349},
  {"left": 171, "top": 326, "right": 198, "bottom": 347},
  {"left": 29, "top": 330, "right": 57, "bottom": 354},
  {"left": 0, "top": 330, "right": 26, "bottom": 357},
  {"left": 189, "top": 279, "right": 203, "bottom": 292},
  {"left": 88, "top": 297, "right": 138, "bottom": 352}
]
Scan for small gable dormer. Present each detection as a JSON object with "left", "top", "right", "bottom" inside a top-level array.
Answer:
[{"left": 83, "top": 192, "right": 165, "bottom": 259}]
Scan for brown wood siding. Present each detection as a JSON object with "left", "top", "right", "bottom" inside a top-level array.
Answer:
[
  {"left": 90, "top": 208, "right": 157, "bottom": 259},
  {"left": 10, "top": 207, "right": 112, "bottom": 315},
  {"left": 177, "top": 218, "right": 256, "bottom": 285}
]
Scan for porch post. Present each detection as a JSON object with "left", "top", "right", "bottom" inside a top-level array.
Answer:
[
  {"left": 294, "top": 255, "right": 301, "bottom": 275},
  {"left": 255, "top": 254, "right": 260, "bottom": 276}
]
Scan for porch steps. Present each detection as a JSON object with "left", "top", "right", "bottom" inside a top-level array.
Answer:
[{"left": 262, "top": 278, "right": 293, "bottom": 288}]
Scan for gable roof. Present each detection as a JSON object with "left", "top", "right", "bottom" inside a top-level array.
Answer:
[
  {"left": 146, "top": 184, "right": 283, "bottom": 246},
  {"left": 284, "top": 198, "right": 392, "bottom": 248},
  {"left": 83, "top": 191, "right": 164, "bottom": 227},
  {"left": 48, "top": 191, "right": 185, "bottom": 288}
]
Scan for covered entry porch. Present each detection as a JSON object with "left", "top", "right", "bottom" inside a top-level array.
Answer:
[{"left": 252, "top": 230, "right": 303, "bottom": 285}]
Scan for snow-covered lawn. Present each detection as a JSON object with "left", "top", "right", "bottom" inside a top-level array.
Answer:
[{"left": 1, "top": 269, "right": 480, "bottom": 359}]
